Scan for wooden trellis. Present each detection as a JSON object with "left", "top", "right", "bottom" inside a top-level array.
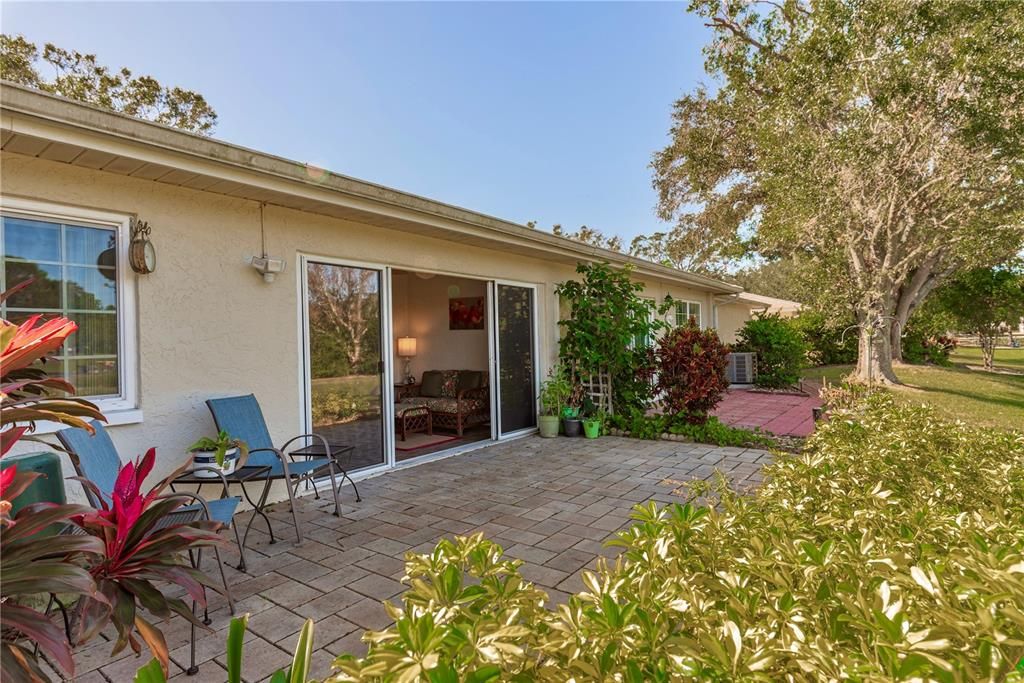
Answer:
[{"left": 579, "top": 369, "right": 613, "bottom": 415}]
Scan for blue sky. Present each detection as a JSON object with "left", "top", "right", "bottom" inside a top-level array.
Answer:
[{"left": 2, "top": 2, "right": 713, "bottom": 242}]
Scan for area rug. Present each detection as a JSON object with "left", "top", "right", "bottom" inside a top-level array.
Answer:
[{"left": 395, "top": 433, "right": 459, "bottom": 451}]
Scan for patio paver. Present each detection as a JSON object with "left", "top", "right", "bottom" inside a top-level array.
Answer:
[
  {"left": 713, "top": 385, "right": 823, "bottom": 437},
  {"left": 67, "top": 435, "right": 772, "bottom": 683}
]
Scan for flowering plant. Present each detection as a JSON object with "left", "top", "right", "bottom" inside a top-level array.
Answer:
[{"left": 71, "top": 449, "right": 225, "bottom": 674}]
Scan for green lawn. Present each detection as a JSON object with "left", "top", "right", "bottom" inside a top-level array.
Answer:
[
  {"left": 950, "top": 345, "right": 1024, "bottom": 372},
  {"left": 804, "top": 348, "right": 1023, "bottom": 431}
]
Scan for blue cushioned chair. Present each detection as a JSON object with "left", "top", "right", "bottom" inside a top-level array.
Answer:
[
  {"left": 56, "top": 421, "right": 240, "bottom": 615},
  {"left": 206, "top": 394, "right": 358, "bottom": 544}
]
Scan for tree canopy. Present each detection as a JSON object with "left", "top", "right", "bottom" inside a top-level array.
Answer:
[
  {"left": 0, "top": 34, "right": 217, "bottom": 134},
  {"left": 650, "top": 0, "right": 1024, "bottom": 382},
  {"left": 932, "top": 265, "right": 1024, "bottom": 370}
]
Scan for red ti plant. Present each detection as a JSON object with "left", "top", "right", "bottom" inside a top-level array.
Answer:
[
  {"left": 1, "top": 280, "right": 106, "bottom": 455},
  {"left": 71, "top": 449, "right": 226, "bottom": 676},
  {"left": 0, "top": 470, "right": 104, "bottom": 681}
]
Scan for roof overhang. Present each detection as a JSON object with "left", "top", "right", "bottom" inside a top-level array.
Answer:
[{"left": 0, "top": 82, "right": 741, "bottom": 294}]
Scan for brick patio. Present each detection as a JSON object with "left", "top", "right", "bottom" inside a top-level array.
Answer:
[
  {"left": 68, "top": 435, "right": 772, "bottom": 683},
  {"left": 713, "top": 385, "right": 823, "bottom": 437}
]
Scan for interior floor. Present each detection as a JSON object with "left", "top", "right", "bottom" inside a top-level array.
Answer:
[
  {"left": 313, "top": 417, "right": 494, "bottom": 471},
  {"left": 395, "top": 424, "right": 492, "bottom": 461}
]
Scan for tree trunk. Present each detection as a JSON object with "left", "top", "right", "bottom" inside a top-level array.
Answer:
[
  {"left": 854, "top": 321, "right": 899, "bottom": 385},
  {"left": 980, "top": 334, "right": 995, "bottom": 370},
  {"left": 890, "top": 259, "right": 946, "bottom": 364}
]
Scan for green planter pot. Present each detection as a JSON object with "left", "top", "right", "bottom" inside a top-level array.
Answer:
[
  {"left": 538, "top": 415, "right": 560, "bottom": 438},
  {"left": 583, "top": 420, "right": 601, "bottom": 439}
]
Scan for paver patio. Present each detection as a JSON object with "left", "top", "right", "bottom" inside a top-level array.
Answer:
[
  {"left": 713, "top": 385, "right": 823, "bottom": 437},
  {"left": 68, "top": 435, "right": 772, "bottom": 683}
]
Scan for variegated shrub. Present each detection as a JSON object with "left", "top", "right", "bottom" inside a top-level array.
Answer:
[{"left": 328, "top": 396, "right": 1024, "bottom": 682}]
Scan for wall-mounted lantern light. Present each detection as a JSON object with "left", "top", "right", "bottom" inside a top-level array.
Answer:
[{"left": 129, "top": 218, "right": 156, "bottom": 274}]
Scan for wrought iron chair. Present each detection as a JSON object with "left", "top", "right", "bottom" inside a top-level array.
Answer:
[
  {"left": 206, "top": 394, "right": 359, "bottom": 544},
  {"left": 55, "top": 421, "right": 241, "bottom": 613}
]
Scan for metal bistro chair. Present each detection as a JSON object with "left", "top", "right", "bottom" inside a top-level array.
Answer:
[
  {"left": 206, "top": 394, "right": 359, "bottom": 544},
  {"left": 56, "top": 421, "right": 242, "bottom": 614}
]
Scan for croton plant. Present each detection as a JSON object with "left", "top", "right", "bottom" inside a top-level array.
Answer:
[{"left": 1, "top": 281, "right": 226, "bottom": 682}]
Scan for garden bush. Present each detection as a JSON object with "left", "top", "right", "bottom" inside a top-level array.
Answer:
[
  {"left": 654, "top": 322, "right": 730, "bottom": 422},
  {"left": 736, "top": 313, "right": 807, "bottom": 388},
  {"left": 791, "top": 311, "right": 857, "bottom": 365},
  {"left": 329, "top": 397, "right": 1024, "bottom": 682}
]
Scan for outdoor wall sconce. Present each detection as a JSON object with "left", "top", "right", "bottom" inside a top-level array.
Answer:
[{"left": 129, "top": 218, "right": 156, "bottom": 274}]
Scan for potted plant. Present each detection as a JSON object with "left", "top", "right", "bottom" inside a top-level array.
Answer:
[
  {"left": 538, "top": 368, "right": 570, "bottom": 438},
  {"left": 187, "top": 430, "right": 248, "bottom": 478},
  {"left": 561, "top": 383, "right": 584, "bottom": 437},
  {"left": 582, "top": 396, "right": 602, "bottom": 439}
]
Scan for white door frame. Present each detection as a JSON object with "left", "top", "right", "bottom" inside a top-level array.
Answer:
[
  {"left": 491, "top": 280, "right": 541, "bottom": 440},
  {"left": 298, "top": 253, "right": 395, "bottom": 476}
]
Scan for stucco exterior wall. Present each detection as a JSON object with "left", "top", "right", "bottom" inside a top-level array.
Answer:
[
  {"left": 715, "top": 302, "right": 755, "bottom": 344},
  {"left": 1, "top": 152, "right": 749, "bottom": 501}
]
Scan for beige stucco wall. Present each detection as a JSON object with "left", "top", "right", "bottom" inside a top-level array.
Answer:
[
  {"left": 1, "top": 152, "right": 748, "bottom": 502},
  {"left": 715, "top": 302, "right": 756, "bottom": 344}
]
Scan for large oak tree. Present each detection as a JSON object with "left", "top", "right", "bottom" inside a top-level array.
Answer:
[
  {"left": 651, "top": 0, "right": 1024, "bottom": 383},
  {"left": 1, "top": 35, "right": 217, "bottom": 134}
]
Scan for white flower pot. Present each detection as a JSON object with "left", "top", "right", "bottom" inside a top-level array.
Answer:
[{"left": 191, "top": 446, "right": 238, "bottom": 478}]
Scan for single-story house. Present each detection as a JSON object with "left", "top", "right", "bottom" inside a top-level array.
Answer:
[
  {"left": 738, "top": 292, "right": 803, "bottom": 318},
  {"left": 1, "top": 83, "right": 763, "bottom": 499}
]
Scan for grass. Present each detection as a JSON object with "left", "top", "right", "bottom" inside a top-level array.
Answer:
[{"left": 803, "top": 347, "right": 1023, "bottom": 431}]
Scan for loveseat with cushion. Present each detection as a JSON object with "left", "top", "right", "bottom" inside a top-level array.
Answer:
[{"left": 396, "top": 369, "right": 489, "bottom": 436}]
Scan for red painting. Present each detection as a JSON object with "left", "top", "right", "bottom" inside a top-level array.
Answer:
[{"left": 449, "top": 297, "right": 485, "bottom": 330}]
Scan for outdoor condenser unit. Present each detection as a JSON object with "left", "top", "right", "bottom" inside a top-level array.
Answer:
[{"left": 727, "top": 352, "right": 756, "bottom": 384}]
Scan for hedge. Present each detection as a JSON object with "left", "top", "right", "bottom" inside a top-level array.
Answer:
[{"left": 330, "top": 396, "right": 1024, "bottom": 682}]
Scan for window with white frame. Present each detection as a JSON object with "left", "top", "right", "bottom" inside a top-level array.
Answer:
[
  {"left": 1, "top": 200, "right": 137, "bottom": 413},
  {"left": 632, "top": 297, "right": 657, "bottom": 348},
  {"left": 674, "top": 300, "right": 703, "bottom": 328}
]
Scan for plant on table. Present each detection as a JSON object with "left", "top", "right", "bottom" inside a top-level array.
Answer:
[
  {"left": 0, "top": 281, "right": 226, "bottom": 682},
  {"left": 329, "top": 396, "right": 1024, "bottom": 681},
  {"left": 734, "top": 313, "right": 807, "bottom": 389},
  {"left": 655, "top": 321, "right": 730, "bottom": 424},
  {"left": 187, "top": 429, "right": 249, "bottom": 469}
]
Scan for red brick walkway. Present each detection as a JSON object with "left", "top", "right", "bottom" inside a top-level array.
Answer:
[{"left": 713, "top": 386, "right": 822, "bottom": 437}]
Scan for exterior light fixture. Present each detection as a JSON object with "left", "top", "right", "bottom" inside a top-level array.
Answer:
[
  {"left": 128, "top": 218, "right": 156, "bottom": 274},
  {"left": 250, "top": 202, "right": 285, "bottom": 283},
  {"left": 248, "top": 255, "right": 286, "bottom": 283}
]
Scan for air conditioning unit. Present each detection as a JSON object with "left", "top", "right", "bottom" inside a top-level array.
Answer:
[{"left": 727, "top": 352, "right": 756, "bottom": 384}]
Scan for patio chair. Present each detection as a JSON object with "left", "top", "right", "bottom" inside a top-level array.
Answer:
[
  {"left": 206, "top": 394, "right": 359, "bottom": 544},
  {"left": 56, "top": 421, "right": 241, "bottom": 616}
]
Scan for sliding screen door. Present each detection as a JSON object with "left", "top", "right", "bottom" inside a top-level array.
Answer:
[
  {"left": 306, "top": 261, "right": 385, "bottom": 471},
  {"left": 495, "top": 283, "right": 537, "bottom": 436}
]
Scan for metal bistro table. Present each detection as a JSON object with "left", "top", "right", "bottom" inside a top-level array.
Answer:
[
  {"left": 170, "top": 463, "right": 273, "bottom": 572},
  {"left": 287, "top": 441, "right": 361, "bottom": 503}
]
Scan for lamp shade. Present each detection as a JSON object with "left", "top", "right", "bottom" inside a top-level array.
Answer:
[{"left": 397, "top": 337, "right": 417, "bottom": 357}]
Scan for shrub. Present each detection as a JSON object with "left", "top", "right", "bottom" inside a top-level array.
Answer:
[
  {"left": 655, "top": 322, "right": 730, "bottom": 422},
  {"left": 790, "top": 311, "right": 857, "bottom": 365},
  {"left": 668, "top": 416, "right": 773, "bottom": 448},
  {"left": 902, "top": 328, "right": 957, "bottom": 366},
  {"left": 736, "top": 313, "right": 807, "bottom": 387},
  {"left": 329, "top": 397, "right": 1024, "bottom": 682},
  {"left": 556, "top": 262, "right": 668, "bottom": 414}
]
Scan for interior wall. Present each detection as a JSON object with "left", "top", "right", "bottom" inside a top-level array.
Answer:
[{"left": 393, "top": 272, "right": 489, "bottom": 381}]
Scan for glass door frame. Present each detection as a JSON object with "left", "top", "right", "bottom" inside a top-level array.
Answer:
[
  {"left": 490, "top": 280, "right": 541, "bottom": 440},
  {"left": 298, "top": 254, "right": 396, "bottom": 476}
]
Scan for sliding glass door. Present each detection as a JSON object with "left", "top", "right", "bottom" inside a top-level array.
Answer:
[
  {"left": 305, "top": 261, "right": 386, "bottom": 471},
  {"left": 494, "top": 283, "right": 537, "bottom": 436}
]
